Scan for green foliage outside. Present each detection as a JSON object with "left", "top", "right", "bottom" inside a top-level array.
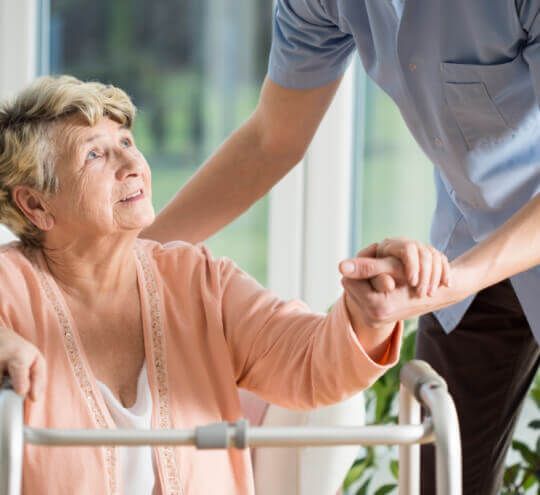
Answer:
[
  {"left": 342, "top": 322, "right": 540, "bottom": 495},
  {"left": 146, "top": 158, "right": 269, "bottom": 285},
  {"left": 50, "top": 0, "right": 272, "bottom": 285}
]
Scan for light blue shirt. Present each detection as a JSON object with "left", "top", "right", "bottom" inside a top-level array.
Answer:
[{"left": 268, "top": 0, "right": 540, "bottom": 341}]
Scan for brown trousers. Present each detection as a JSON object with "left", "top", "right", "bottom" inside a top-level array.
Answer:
[{"left": 416, "top": 279, "right": 540, "bottom": 495}]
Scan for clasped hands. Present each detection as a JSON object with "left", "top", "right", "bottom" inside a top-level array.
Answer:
[{"left": 339, "top": 238, "right": 460, "bottom": 332}]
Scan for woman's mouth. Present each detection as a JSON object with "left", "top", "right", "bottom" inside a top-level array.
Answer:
[{"left": 119, "top": 189, "right": 144, "bottom": 203}]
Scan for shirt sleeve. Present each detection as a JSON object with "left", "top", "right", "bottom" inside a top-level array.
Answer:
[
  {"left": 268, "top": 0, "right": 356, "bottom": 89},
  {"left": 519, "top": 0, "right": 540, "bottom": 102},
  {"left": 217, "top": 255, "right": 403, "bottom": 410}
]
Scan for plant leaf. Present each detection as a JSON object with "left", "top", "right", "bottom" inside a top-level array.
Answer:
[
  {"left": 503, "top": 463, "right": 520, "bottom": 485},
  {"left": 355, "top": 479, "right": 371, "bottom": 495},
  {"left": 512, "top": 440, "right": 538, "bottom": 466},
  {"left": 390, "top": 459, "right": 399, "bottom": 480},
  {"left": 374, "top": 483, "right": 397, "bottom": 495},
  {"left": 343, "top": 458, "right": 369, "bottom": 490}
]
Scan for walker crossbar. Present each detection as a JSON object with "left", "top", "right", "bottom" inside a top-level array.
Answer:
[{"left": 0, "top": 360, "right": 462, "bottom": 495}]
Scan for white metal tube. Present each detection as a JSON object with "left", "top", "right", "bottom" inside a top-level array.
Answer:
[
  {"left": 0, "top": 359, "right": 460, "bottom": 495},
  {"left": 419, "top": 384, "right": 462, "bottom": 495},
  {"left": 398, "top": 383, "right": 421, "bottom": 495},
  {"left": 0, "top": 387, "right": 24, "bottom": 495},
  {"left": 25, "top": 423, "right": 433, "bottom": 448}
]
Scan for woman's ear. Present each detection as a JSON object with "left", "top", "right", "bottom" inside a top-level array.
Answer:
[{"left": 11, "top": 186, "right": 55, "bottom": 231}]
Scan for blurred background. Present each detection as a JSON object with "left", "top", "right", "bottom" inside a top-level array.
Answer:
[
  {"left": 44, "top": 0, "right": 435, "bottom": 284},
  {"left": 1, "top": 1, "right": 536, "bottom": 493}
]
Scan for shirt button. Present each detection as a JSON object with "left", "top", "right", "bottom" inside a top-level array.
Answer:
[
  {"left": 408, "top": 63, "right": 417, "bottom": 71},
  {"left": 434, "top": 137, "right": 443, "bottom": 147}
]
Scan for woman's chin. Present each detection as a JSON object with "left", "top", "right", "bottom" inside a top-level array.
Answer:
[{"left": 113, "top": 214, "right": 156, "bottom": 235}]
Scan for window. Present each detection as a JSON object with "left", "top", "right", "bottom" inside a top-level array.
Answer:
[
  {"left": 352, "top": 75, "right": 435, "bottom": 252},
  {"left": 48, "top": 0, "right": 272, "bottom": 283}
]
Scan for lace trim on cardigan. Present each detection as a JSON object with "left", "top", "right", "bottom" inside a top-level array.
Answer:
[
  {"left": 33, "top": 252, "right": 118, "bottom": 495},
  {"left": 135, "top": 244, "right": 182, "bottom": 495}
]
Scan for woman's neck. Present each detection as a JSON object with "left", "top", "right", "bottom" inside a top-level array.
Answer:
[{"left": 41, "top": 235, "right": 139, "bottom": 300}]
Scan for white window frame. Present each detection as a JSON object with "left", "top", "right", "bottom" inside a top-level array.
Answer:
[
  {"left": 0, "top": 0, "right": 39, "bottom": 244},
  {"left": 268, "top": 63, "right": 360, "bottom": 312}
]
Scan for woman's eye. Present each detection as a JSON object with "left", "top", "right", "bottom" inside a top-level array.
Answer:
[
  {"left": 86, "top": 150, "right": 100, "bottom": 160},
  {"left": 121, "top": 138, "right": 132, "bottom": 148}
]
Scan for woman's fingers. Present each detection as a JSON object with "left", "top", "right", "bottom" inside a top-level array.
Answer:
[
  {"left": 339, "top": 256, "right": 405, "bottom": 281},
  {"left": 377, "top": 239, "right": 420, "bottom": 287},
  {"left": 7, "top": 356, "right": 31, "bottom": 397},
  {"left": 0, "top": 328, "right": 45, "bottom": 400},
  {"left": 29, "top": 353, "right": 46, "bottom": 402},
  {"left": 371, "top": 273, "right": 395, "bottom": 293}
]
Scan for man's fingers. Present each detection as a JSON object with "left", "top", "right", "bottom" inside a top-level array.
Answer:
[
  {"left": 340, "top": 256, "right": 404, "bottom": 280},
  {"left": 29, "top": 354, "right": 46, "bottom": 402},
  {"left": 428, "top": 250, "right": 443, "bottom": 296},
  {"left": 417, "top": 247, "right": 432, "bottom": 296},
  {"left": 442, "top": 255, "right": 451, "bottom": 287},
  {"left": 7, "top": 358, "right": 31, "bottom": 397}
]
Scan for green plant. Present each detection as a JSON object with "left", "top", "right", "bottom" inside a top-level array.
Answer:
[
  {"left": 342, "top": 323, "right": 540, "bottom": 495},
  {"left": 501, "top": 374, "right": 540, "bottom": 495},
  {"left": 342, "top": 321, "right": 416, "bottom": 494}
]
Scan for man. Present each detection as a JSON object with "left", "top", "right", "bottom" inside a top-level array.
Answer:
[{"left": 143, "top": 1, "right": 540, "bottom": 493}]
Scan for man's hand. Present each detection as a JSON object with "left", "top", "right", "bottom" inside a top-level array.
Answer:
[
  {"left": 339, "top": 239, "right": 462, "bottom": 334},
  {"left": 340, "top": 239, "right": 470, "bottom": 329},
  {"left": 340, "top": 239, "right": 451, "bottom": 296},
  {"left": 0, "top": 328, "right": 45, "bottom": 401}
]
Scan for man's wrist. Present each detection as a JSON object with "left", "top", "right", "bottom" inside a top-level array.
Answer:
[{"left": 448, "top": 256, "right": 482, "bottom": 301}]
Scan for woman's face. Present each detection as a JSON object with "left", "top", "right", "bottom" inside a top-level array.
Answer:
[{"left": 47, "top": 116, "right": 155, "bottom": 241}]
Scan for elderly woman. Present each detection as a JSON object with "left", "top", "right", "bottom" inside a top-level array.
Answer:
[{"left": 0, "top": 76, "right": 449, "bottom": 495}]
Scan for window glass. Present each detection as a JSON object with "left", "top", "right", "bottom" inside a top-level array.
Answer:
[
  {"left": 49, "top": 0, "right": 272, "bottom": 283},
  {"left": 353, "top": 77, "right": 435, "bottom": 251}
]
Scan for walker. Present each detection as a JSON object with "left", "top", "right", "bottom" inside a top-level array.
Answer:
[{"left": 0, "top": 360, "right": 461, "bottom": 495}]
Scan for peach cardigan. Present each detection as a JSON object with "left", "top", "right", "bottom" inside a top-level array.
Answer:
[{"left": 0, "top": 239, "right": 402, "bottom": 495}]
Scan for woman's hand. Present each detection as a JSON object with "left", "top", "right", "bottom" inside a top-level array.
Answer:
[{"left": 0, "top": 327, "right": 45, "bottom": 401}]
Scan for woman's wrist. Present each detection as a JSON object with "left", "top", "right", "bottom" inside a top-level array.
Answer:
[{"left": 342, "top": 293, "right": 396, "bottom": 362}]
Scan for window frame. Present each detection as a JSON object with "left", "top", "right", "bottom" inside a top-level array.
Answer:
[
  {"left": 268, "top": 63, "right": 359, "bottom": 311},
  {"left": 0, "top": 0, "right": 39, "bottom": 244}
]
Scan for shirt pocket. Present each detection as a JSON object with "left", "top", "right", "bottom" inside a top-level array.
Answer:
[{"left": 441, "top": 54, "right": 532, "bottom": 149}]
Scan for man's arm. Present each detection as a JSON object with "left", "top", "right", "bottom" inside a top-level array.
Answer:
[
  {"left": 142, "top": 77, "right": 341, "bottom": 244},
  {"left": 450, "top": 194, "right": 540, "bottom": 293},
  {"left": 340, "top": 194, "right": 540, "bottom": 324}
]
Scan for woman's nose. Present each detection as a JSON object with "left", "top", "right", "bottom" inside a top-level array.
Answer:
[{"left": 115, "top": 149, "right": 143, "bottom": 180}]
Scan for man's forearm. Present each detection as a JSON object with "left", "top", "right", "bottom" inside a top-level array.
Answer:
[
  {"left": 142, "top": 118, "right": 298, "bottom": 244},
  {"left": 392, "top": 194, "right": 540, "bottom": 319},
  {"left": 452, "top": 194, "right": 540, "bottom": 296},
  {"left": 142, "top": 77, "right": 342, "bottom": 244}
]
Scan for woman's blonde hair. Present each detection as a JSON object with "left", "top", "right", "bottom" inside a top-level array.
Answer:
[{"left": 0, "top": 75, "right": 136, "bottom": 246}]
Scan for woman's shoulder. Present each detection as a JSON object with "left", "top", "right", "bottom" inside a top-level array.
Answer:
[
  {"left": 0, "top": 241, "right": 37, "bottom": 275},
  {"left": 0, "top": 243, "right": 44, "bottom": 330},
  {"left": 135, "top": 238, "right": 223, "bottom": 280},
  {"left": 136, "top": 238, "right": 210, "bottom": 262}
]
